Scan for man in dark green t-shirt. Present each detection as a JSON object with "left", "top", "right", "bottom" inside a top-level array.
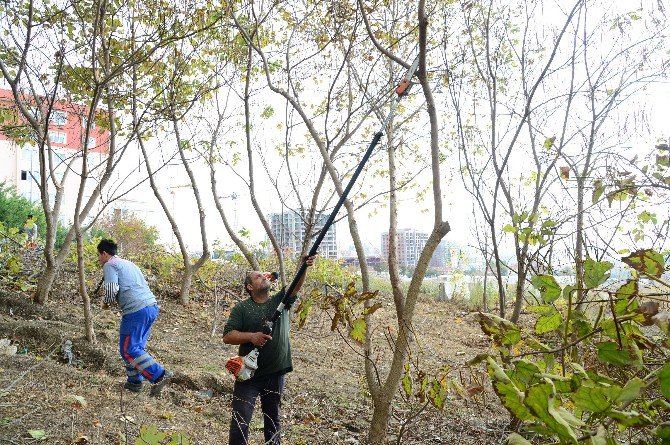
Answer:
[{"left": 223, "top": 254, "right": 316, "bottom": 445}]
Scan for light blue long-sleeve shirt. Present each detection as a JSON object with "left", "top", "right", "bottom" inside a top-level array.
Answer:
[{"left": 102, "top": 256, "right": 157, "bottom": 315}]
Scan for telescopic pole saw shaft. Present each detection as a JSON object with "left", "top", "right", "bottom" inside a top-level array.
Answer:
[{"left": 266, "top": 54, "right": 421, "bottom": 329}]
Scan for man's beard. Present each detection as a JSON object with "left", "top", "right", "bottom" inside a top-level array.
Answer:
[{"left": 258, "top": 281, "right": 270, "bottom": 292}]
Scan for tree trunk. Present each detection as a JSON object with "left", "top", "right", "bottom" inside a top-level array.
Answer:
[
  {"left": 179, "top": 267, "right": 194, "bottom": 306},
  {"left": 75, "top": 231, "right": 96, "bottom": 343},
  {"left": 368, "top": 395, "right": 394, "bottom": 445},
  {"left": 35, "top": 261, "right": 57, "bottom": 304},
  {"left": 510, "top": 257, "right": 526, "bottom": 323}
]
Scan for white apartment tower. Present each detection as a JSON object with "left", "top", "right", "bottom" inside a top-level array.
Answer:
[
  {"left": 268, "top": 210, "right": 338, "bottom": 259},
  {"left": 381, "top": 229, "right": 430, "bottom": 269}
]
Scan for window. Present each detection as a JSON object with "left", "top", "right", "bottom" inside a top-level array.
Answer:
[
  {"left": 48, "top": 131, "right": 67, "bottom": 144},
  {"left": 82, "top": 134, "right": 96, "bottom": 149},
  {"left": 20, "top": 170, "right": 27, "bottom": 180},
  {"left": 49, "top": 111, "right": 67, "bottom": 126},
  {"left": 52, "top": 151, "right": 66, "bottom": 165},
  {"left": 82, "top": 116, "right": 95, "bottom": 130},
  {"left": 21, "top": 147, "right": 34, "bottom": 161}
]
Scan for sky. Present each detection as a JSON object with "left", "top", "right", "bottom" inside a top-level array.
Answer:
[
  {"left": 108, "top": 72, "right": 670, "bottom": 258},
  {"left": 5, "top": 0, "right": 668, "bottom": 259}
]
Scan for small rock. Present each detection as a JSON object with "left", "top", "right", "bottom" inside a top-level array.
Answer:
[
  {"left": 455, "top": 351, "right": 465, "bottom": 356},
  {"left": 0, "top": 339, "right": 17, "bottom": 356},
  {"left": 196, "top": 389, "right": 214, "bottom": 400}
]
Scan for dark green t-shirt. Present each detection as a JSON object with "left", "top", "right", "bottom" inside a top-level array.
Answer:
[{"left": 223, "top": 289, "right": 298, "bottom": 379}]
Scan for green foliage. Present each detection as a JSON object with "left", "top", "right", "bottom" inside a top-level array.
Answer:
[
  {"left": 401, "top": 362, "right": 462, "bottom": 411},
  {"left": 94, "top": 214, "right": 159, "bottom": 257},
  {"left": 531, "top": 275, "right": 562, "bottom": 303},
  {"left": 134, "top": 425, "right": 192, "bottom": 445},
  {"left": 295, "top": 282, "right": 381, "bottom": 344},
  {"left": 583, "top": 258, "right": 612, "bottom": 288},
  {"left": 478, "top": 250, "right": 669, "bottom": 443},
  {"left": 0, "top": 221, "right": 32, "bottom": 291},
  {"left": 0, "top": 182, "right": 45, "bottom": 237},
  {"left": 27, "top": 429, "right": 47, "bottom": 440}
]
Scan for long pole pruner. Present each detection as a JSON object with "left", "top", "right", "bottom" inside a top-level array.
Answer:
[
  {"left": 228, "top": 54, "right": 421, "bottom": 381},
  {"left": 265, "top": 53, "right": 421, "bottom": 331}
]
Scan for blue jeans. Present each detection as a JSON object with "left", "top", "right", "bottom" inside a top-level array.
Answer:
[
  {"left": 229, "top": 373, "right": 285, "bottom": 445},
  {"left": 119, "top": 304, "right": 165, "bottom": 384}
]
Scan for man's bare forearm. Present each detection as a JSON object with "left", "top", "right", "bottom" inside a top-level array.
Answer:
[
  {"left": 224, "top": 330, "right": 271, "bottom": 347},
  {"left": 223, "top": 330, "right": 253, "bottom": 345}
]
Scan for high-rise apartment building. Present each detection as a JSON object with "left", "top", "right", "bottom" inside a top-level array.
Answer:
[
  {"left": 268, "top": 210, "right": 338, "bottom": 259},
  {"left": 381, "top": 229, "right": 430, "bottom": 269}
]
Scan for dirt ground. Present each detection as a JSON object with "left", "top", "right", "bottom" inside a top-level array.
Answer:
[{"left": 0, "top": 282, "right": 509, "bottom": 445}]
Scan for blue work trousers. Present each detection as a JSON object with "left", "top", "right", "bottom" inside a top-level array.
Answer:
[
  {"left": 119, "top": 304, "right": 165, "bottom": 384},
  {"left": 229, "top": 373, "right": 285, "bottom": 445}
]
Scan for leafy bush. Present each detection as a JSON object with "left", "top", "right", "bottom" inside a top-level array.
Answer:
[
  {"left": 0, "top": 182, "right": 45, "bottom": 238},
  {"left": 477, "top": 249, "right": 670, "bottom": 444},
  {"left": 94, "top": 213, "right": 159, "bottom": 256},
  {"left": 0, "top": 222, "right": 25, "bottom": 288}
]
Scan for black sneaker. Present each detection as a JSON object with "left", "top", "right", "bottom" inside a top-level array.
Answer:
[
  {"left": 150, "top": 370, "right": 173, "bottom": 397},
  {"left": 124, "top": 381, "right": 143, "bottom": 393}
]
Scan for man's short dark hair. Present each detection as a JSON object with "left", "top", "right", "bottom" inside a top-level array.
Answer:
[
  {"left": 244, "top": 271, "right": 254, "bottom": 297},
  {"left": 97, "top": 239, "right": 118, "bottom": 256},
  {"left": 27, "top": 214, "right": 33, "bottom": 219}
]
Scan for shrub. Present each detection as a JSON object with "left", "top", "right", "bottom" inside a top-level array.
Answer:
[{"left": 0, "top": 182, "right": 45, "bottom": 238}]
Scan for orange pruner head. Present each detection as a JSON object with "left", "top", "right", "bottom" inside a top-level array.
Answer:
[
  {"left": 263, "top": 272, "right": 280, "bottom": 282},
  {"left": 395, "top": 78, "right": 411, "bottom": 96}
]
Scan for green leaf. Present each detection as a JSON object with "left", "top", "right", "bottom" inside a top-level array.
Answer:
[
  {"left": 592, "top": 179, "right": 605, "bottom": 203},
  {"left": 587, "top": 424, "right": 608, "bottom": 445},
  {"left": 525, "top": 381, "right": 579, "bottom": 443},
  {"left": 503, "top": 224, "right": 518, "bottom": 233},
  {"left": 402, "top": 364, "right": 412, "bottom": 399},
  {"left": 622, "top": 249, "right": 665, "bottom": 278},
  {"left": 260, "top": 106, "right": 274, "bottom": 118},
  {"left": 169, "top": 431, "right": 191, "bottom": 445},
  {"left": 477, "top": 313, "right": 521, "bottom": 346},
  {"left": 543, "top": 136, "right": 556, "bottom": 149},
  {"left": 596, "top": 341, "right": 633, "bottom": 366},
  {"left": 138, "top": 425, "right": 166, "bottom": 445},
  {"left": 614, "top": 377, "right": 645, "bottom": 404},
  {"left": 583, "top": 258, "right": 613, "bottom": 289},
  {"left": 656, "top": 422, "right": 670, "bottom": 440},
  {"left": 541, "top": 220, "right": 556, "bottom": 228},
  {"left": 294, "top": 297, "right": 312, "bottom": 330},
  {"left": 614, "top": 280, "right": 639, "bottom": 315},
  {"left": 608, "top": 409, "right": 652, "bottom": 427},
  {"left": 487, "top": 358, "right": 534, "bottom": 420},
  {"left": 507, "top": 432, "right": 532, "bottom": 444},
  {"left": 659, "top": 362, "right": 670, "bottom": 401},
  {"left": 28, "top": 430, "right": 47, "bottom": 440},
  {"left": 526, "top": 304, "right": 556, "bottom": 315},
  {"left": 510, "top": 360, "right": 542, "bottom": 391},
  {"left": 535, "top": 310, "right": 562, "bottom": 334},
  {"left": 649, "top": 398, "right": 670, "bottom": 410},
  {"left": 427, "top": 380, "right": 448, "bottom": 410},
  {"left": 531, "top": 275, "right": 562, "bottom": 303},
  {"left": 349, "top": 318, "right": 366, "bottom": 344},
  {"left": 572, "top": 385, "right": 612, "bottom": 413}
]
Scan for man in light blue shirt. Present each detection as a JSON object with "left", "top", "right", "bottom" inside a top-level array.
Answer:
[{"left": 98, "top": 239, "right": 172, "bottom": 396}]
